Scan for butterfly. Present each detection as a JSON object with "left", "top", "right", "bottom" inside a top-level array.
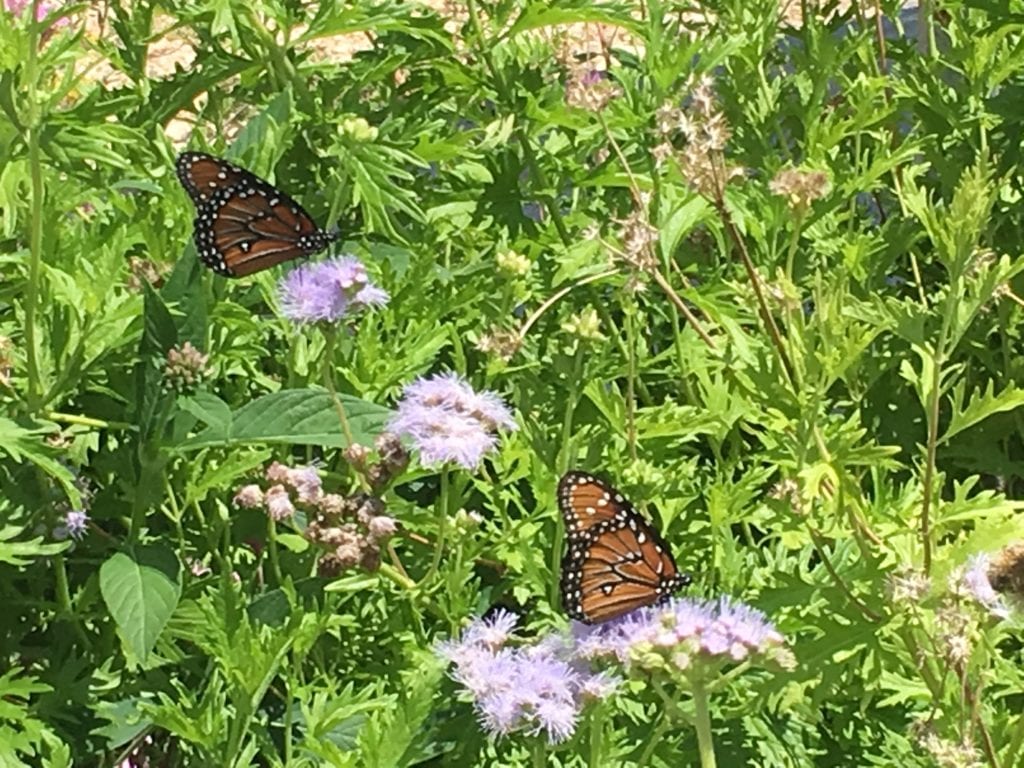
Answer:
[
  {"left": 558, "top": 470, "right": 690, "bottom": 624},
  {"left": 175, "top": 151, "right": 337, "bottom": 278}
]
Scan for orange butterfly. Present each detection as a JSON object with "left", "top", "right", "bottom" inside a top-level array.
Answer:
[{"left": 558, "top": 471, "right": 690, "bottom": 623}]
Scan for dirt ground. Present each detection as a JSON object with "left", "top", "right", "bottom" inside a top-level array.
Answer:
[{"left": 68, "top": 0, "right": 910, "bottom": 147}]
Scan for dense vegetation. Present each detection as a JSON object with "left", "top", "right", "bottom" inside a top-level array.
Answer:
[{"left": 3, "top": 0, "right": 1024, "bottom": 765}]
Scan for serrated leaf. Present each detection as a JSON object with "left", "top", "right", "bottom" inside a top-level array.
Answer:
[
  {"left": 99, "top": 546, "right": 181, "bottom": 663},
  {"left": 941, "top": 380, "right": 1024, "bottom": 444},
  {"left": 177, "top": 389, "right": 392, "bottom": 451},
  {"left": 0, "top": 418, "right": 81, "bottom": 507},
  {"left": 0, "top": 526, "right": 70, "bottom": 566}
]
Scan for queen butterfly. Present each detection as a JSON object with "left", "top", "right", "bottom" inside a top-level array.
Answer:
[
  {"left": 175, "top": 151, "right": 337, "bottom": 278},
  {"left": 558, "top": 471, "right": 690, "bottom": 624}
]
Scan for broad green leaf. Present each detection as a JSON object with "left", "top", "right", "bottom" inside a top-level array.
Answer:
[
  {"left": 177, "top": 389, "right": 392, "bottom": 451},
  {"left": 99, "top": 546, "right": 181, "bottom": 663}
]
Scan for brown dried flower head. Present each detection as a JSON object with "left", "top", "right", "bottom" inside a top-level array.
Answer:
[
  {"left": 769, "top": 167, "right": 831, "bottom": 211},
  {"left": 476, "top": 328, "right": 523, "bottom": 362},
  {"left": 565, "top": 67, "right": 622, "bottom": 112}
]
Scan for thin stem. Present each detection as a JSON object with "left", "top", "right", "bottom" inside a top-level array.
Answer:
[
  {"left": 715, "top": 200, "right": 794, "bottom": 385},
  {"left": 920, "top": 348, "right": 941, "bottom": 575},
  {"left": 53, "top": 553, "right": 89, "bottom": 645},
  {"left": 518, "top": 269, "right": 617, "bottom": 340},
  {"left": 624, "top": 301, "right": 639, "bottom": 462},
  {"left": 804, "top": 521, "right": 881, "bottom": 622},
  {"left": 636, "top": 709, "right": 674, "bottom": 766},
  {"left": 690, "top": 678, "right": 717, "bottom": 768},
  {"left": 426, "top": 468, "right": 450, "bottom": 581},
  {"left": 24, "top": 0, "right": 44, "bottom": 412},
  {"left": 266, "top": 515, "right": 283, "bottom": 585},
  {"left": 46, "top": 411, "right": 130, "bottom": 430},
  {"left": 320, "top": 327, "right": 355, "bottom": 448}
]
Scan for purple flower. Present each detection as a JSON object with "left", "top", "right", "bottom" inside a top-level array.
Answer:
[
  {"left": 574, "top": 596, "right": 789, "bottom": 674},
  {"left": 233, "top": 484, "right": 264, "bottom": 509},
  {"left": 54, "top": 509, "right": 88, "bottom": 541},
  {"left": 959, "top": 554, "right": 1010, "bottom": 619},
  {"left": 438, "top": 611, "right": 617, "bottom": 744},
  {"left": 388, "top": 372, "right": 517, "bottom": 470},
  {"left": 265, "top": 485, "right": 295, "bottom": 521},
  {"left": 287, "top": 465, "right": 323, "bottom": 504},
  {"left": 277, "top": 255, "right": 388, "bottom": 324},
  {"left": 5, "top": 0, "right": 68, "bottom": 26}
]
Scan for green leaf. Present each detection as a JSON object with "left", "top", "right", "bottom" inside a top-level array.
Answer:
[
  {"left": 0, "top": 526, "right": 69, "bottom": 566},
  {"left": 0, "top": 418, "right": 81, "bottom": 507},
  {"left": 99, "top": 546, "right": 181, "bottom": 663},
  {"left": 942, "top": 380, "right": 1024, "bottom": 444},
  {"left": 178, "top": 391, "right": 232, "bottom": 431},
  {"left": 177, "top": 389, "right": 393, "bottom": 451}
]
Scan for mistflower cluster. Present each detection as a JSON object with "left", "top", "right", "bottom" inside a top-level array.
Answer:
[
  {"left": 126, "top": 257, "right": 168, "bottom": 292},
  {"left": 616, "top": 205, "right": 659, "bottom": 273},
  {"left": 53, "top": 473, "right": 94, "bottom": 542},
  {"left": 233, "top": 461, "right": 398, "bottom": 574},
  {"left": 437, "top": 610, "right": 619, "bottom": 744},
  {"left": 910, "top": 721, "right": 984, "bottom": 768},
  {"left": 277, "top": 256, "right": 388, "bottom": 324},
  {"left": 573, "top": 596, "right": 793, "bottom": 675},
  {"left": 342, "top": 432, "right": 410, "bottom": 492},
  {"left": 5, "top": 0, "right": 68, "bottom": 29},
  {"left": 657, "top": 76, "right": 744, "bottom": 201},
  {"left": 163, "top": 341, "right": 211, "bottom": 392},
  {"left": 475, "top": 327, "right": 522, "bottom": 362},
  {"left": 887, "top": 567, "right": 931, "bottom": 605},
  {"left": 388, "top": 372, "right": 517, "bottom": 470},
  {"left": 768, "top": 477, "right": 804, "bottom": 516},
  {"left": 565, "top": 68, "right": 622, "bottom": 112},
  {"left": 769, "top": 167, "right": 831, "bottom": 211},
  {"left": 952, "top": 554, "right": 1012, "bottom": 620},
  {"left": 0, "top": 335, "right": 11, "bottom": 387}
]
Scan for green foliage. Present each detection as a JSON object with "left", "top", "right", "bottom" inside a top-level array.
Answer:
[{"left": 2, "top": 0, "right": 1024, "bottom": 765}]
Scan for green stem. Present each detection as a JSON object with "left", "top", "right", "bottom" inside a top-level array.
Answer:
[
  {"left": 530, "top": 737, "right": 547, "bottom": 768},
  {"left": 636, "top": 709, "right": 673, "bottom": 766},
  {"left": 691, "top": 678, "right": 717, "bottom": 768},
  {"left": 320, "top": 327, "right": 355, "bottom": 448},
  {"left": 53, "top": 553, "right": 88, "bottom": 645},
  {"left": 783, "top": 210, "right": 804, "bottom": 282},
  {"left": 24, "top": 0, "right": 44, "bottom": 412},
  {"left": 426, "top": 467, "right": 451, "bottom": 582},
  {"left": 46, "top": 411, "right": 130, "bottom": 430},
  {"left": 266, "top": 515, "right": 283, "bottom": 585}
]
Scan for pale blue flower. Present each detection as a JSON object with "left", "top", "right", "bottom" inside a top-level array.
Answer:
[{"left": 277, "top": 255, "right": 388, "bottom": 323}]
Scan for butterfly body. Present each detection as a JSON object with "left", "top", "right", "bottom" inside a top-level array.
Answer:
[
  {"left": 176, "top": 152, "right": 337, "bottom": 278},
  {"left": 558, "top": 471, "right": 690, "bottom": 624}
]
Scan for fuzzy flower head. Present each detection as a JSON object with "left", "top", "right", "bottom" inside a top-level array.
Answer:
[
  {"left": 388, "top": 372, "right": 517, "bottom": 470},
  {"left": 575, "top": 596, "right": 791, "bottom": 676},
  {"left": 277, "top": 255, "right": 388, "bottom": 324},
  {"left": 164, "top": 341, "right": 211, "bottom": 392},
  {"left": 565, "top": 67, "right": 622, "bottom": 112},
  {"left": 54, "top": 509, "right": 88, "bottom": 541},
  {"left": 953, "top": 554, "right": 1011, "bottom": 620},
  {"left": 438, "top": 610, "right": 618, "bottom": 744},
  {"left": 769, "top": 167, "right": 831, "bottom": 211}
]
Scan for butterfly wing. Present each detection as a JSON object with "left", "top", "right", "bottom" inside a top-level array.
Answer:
[
  {"left": 176, "top": 152, "right": 336, "bottom": 278},
  {"left": 176, "top": 152, "right": 252, "bottom": 206},
  {"left": 558, "top": 471, "right": 689, "bottom": 624}
]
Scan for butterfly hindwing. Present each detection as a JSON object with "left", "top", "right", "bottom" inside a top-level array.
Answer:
[
  {"left": 558, "top": 471, "right": 689, "bottom": 624},
  {"left": 176, "top": 151, "right": 336, "bottom": 278}
]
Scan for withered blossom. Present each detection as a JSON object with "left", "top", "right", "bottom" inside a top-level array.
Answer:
[
  {"left": 769, "top": 167, "right": 831, "bottom": 211},
  {"left": 475, "top": 328, "right": 522, "bottom": 362},
  {"left": 565, "top": 68, "right": 622, "bottom": 112}
]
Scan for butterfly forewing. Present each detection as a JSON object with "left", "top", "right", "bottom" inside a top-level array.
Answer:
[
  {"left": 558, "top": 471, "right": 689, "bottom": 624},
  {"left": 176, "top": 151, "right": 336, "bottom": 278}
]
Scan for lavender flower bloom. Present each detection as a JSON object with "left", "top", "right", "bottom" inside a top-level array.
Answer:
[
  {"left": 959, "top": 554, "right": 1011, "bottom": 619},
  {"left": 438, "top": 610, "right": 618, "bottom": 744},
  {"left": 388, "top": 372, "right": 517, "bottom": 470},
  {"left": 277, "top": 256, "right": 388, "bottom": 324},
  {"left": 574, "top": 596, "right": 790, "bottom": 674},
  {"left": 54, "top": 509, "right": 89, "bottom": 541},
  {"left": 264, "top": 485, "right": 295, "bottom": 521}
]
